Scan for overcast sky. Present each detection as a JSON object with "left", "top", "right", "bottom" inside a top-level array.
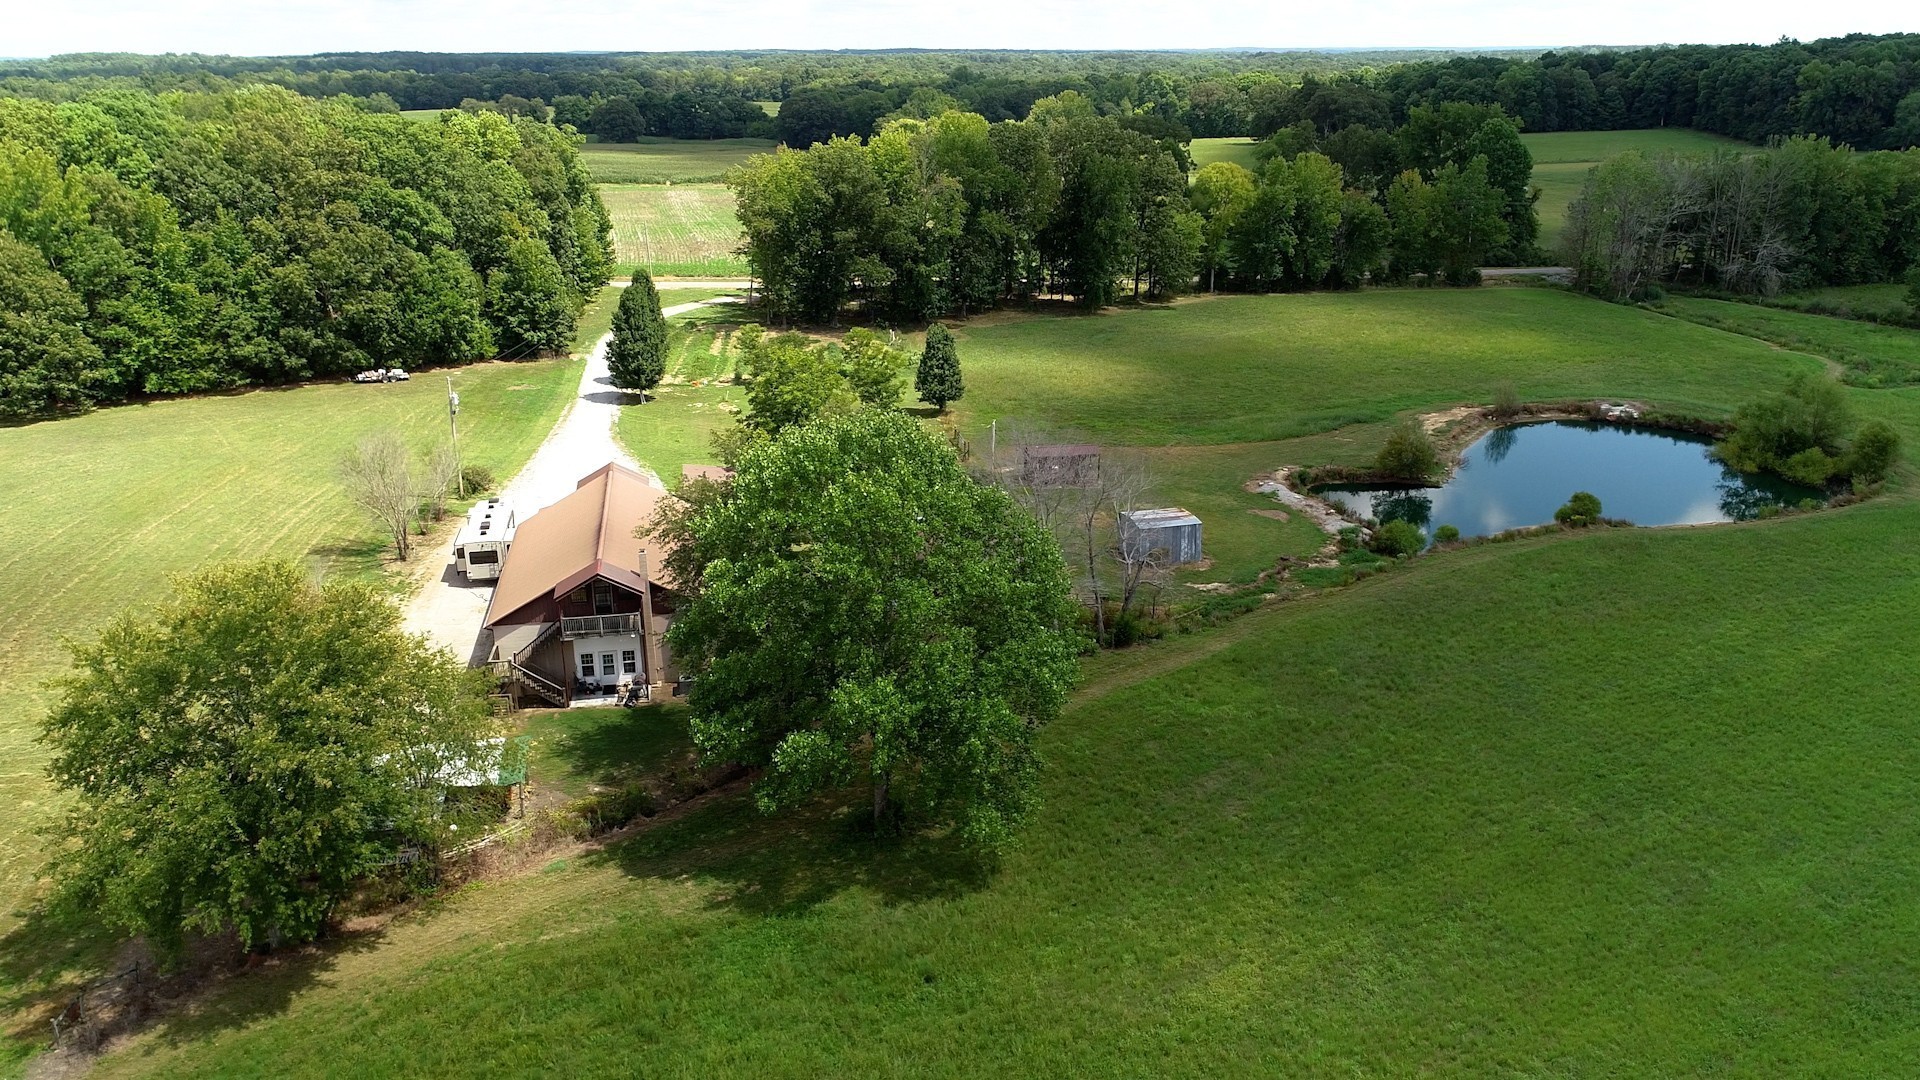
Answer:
[{"left": 4, "top": 0, "right": 1912, "bottom": 58}]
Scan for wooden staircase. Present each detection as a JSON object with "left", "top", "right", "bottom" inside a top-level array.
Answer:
[{"left": 488, "top": 622, "right": 568, "bottom": 708}]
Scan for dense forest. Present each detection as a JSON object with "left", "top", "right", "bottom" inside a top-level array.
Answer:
[
  {"left": 1564, "top": 138, "right": 1920, "bottom": 300},
  {"left": 0, "top": 86, "right": 610, "bottom": 418},
  {"left": 5, "top": 36, "right": 1917, "bottom": 149},
  {"left": 731, "top": 96, "right": 1536, "bottom": 322}
]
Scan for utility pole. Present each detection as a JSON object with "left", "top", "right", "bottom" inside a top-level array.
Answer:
[{"left": 446, "top": 375, "right": 464, "bottom": 499}]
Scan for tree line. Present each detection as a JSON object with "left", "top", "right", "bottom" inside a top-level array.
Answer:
[
  {"left": 11, "top": 37, "right": 1919, "bottom": 151},
  {"left": 1563, "top": 137, "right": 1920, "bottom": 301},
  {"left": 731, "top": 96, "right": 1537, "bottom": 322},
  {"left": 0, "top": 85, "right": 610, "bottom": 418}
]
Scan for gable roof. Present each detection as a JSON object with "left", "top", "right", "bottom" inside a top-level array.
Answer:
[{"left": 485, "top": 463, "right": 671, "bottom": 628}]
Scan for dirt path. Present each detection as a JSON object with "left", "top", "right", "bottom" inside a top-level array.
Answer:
[{"left": 400, "top": 297, "right": 736, "bottom": 661}]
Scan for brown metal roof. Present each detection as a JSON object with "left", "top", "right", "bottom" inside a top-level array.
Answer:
[
  {"left": 680, "top": 463, "right": 732, "bottom": 483},
  {"left": 485, "top": 463, "right": 670, "bottom": 628}
]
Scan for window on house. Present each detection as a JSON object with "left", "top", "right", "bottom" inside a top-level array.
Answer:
[
  {"left": 600, "top": 653, "right": 615, "bottom": 679},
  {"left": 579, "top": 653, "right": 595, "bottom": 678},
  {"left": 568, "top": 587, "right": 587, "bottom": 603},
  {"left": 621, "top": 650, "right": 637, "bottom": 675},
  {"left": 592, "top": 584, "right": 615, "bottom": 615}
]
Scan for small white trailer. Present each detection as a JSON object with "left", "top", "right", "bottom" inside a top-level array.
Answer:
[{"left": 454, "top": 498, "right": 516, "bottom": 581}]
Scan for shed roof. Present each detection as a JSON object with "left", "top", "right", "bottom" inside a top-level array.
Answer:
[
  {"left": 485, "top": 463, "right": 670, "bottom": 628},
  {"left": 681, "top": 463, "right": 732, "bottom": 484},
  {"left": 1121, "top": 507, "right": 1201, "bottom": 529}
]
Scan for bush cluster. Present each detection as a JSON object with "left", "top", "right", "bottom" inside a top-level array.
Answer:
[{"left": 1374, "top": 421, "right": 1441, "bottom": 480}]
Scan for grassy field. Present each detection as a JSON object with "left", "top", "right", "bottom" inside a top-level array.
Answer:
[
  {"left": 1523, "top": 128, "right": 1746, "bottom": 252},
  {"left": 614, "top": 306, "right": 751, "bottom": 482},
  {"left": 949, "top": 289, "right": 1818, "bottom": 445},
  {"left": 579, "top": 137, "right": 775, "bottom": 184},
  {"left": 519, "top": 706, "right": 693, "bottom": 801},
  {"left": 1762, "top": 283, "right": 1916, "bottom": 323},
  {"left": 1654, "top": 295, "right": 1920, "bottom": 388},
  {"left": 602, "top": 183, "right": 747, "bottom": 278},
  {"left": 39, "top": 284, "right": 1920, "bottom": 1075},
  {"left": 84, "top": 416, "right": 1920, "bottom": 1077},
  {"left": 1189, "top": 137, "right": 1263, "bottom": 172},
  {"left": 0, "top": 356, "right": 585, "bottom": 1020}
]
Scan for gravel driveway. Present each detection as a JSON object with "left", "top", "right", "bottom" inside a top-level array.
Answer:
[{"left": 401, "top": 294, "right": 735, "bottom": 662}]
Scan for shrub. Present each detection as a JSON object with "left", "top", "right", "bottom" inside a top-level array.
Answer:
[
  {"left": 1554, "top": 491, "right": 1602, "bottom": 526},
  {"left": 1434, "top": 524, "right": 1461, "bottom": 543},
  {"left": 1370, "top": 519, "right": 1425, "bottom": 557},
  {"left": 1336, "top": 525, "right": 1363, "bottom": 552},
  {"left": 1845, "top": 419, "right": 1902, "bottom": 484},
  {"left": 1490, "top": 382, "right": 1521, "bottom": 419},
  {"left": 1780, "top": 447, "right": 1839, "bottom": 487},
  {"left": 1375, "top": 421, "right": 1440, "bottom": 480},
  {"left": 1716, "top": 374, "right": 1853, "bottom": 476},
  {"left": 459, "top": 463, "right": 498, "bottom": 493}
]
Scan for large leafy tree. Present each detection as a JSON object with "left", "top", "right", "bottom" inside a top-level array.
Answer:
[
  {"left": 0, "top": 229, "right": 104, "bottom": 416},
  {"left": 656, "top": 410, "right": 1078, "bottom": 850},
  {"left": 42, "top": 560, "right": 496, "bottom": 957},
  {"left": 607, "top": 270, "right": 668, "bottom": 397}
]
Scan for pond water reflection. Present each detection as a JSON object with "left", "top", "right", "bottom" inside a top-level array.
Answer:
[{"left": 1316, "top": 421, "right": 1822, "bottom": 544}]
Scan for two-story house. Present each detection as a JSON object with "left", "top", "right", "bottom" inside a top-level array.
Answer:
[{"left": 483, "top": 463, "right": 680, "bottom": 707}]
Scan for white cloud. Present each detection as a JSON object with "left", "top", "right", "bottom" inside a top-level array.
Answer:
[{"left": 3, "top": 0, "right": 1912, "bottom": 57}]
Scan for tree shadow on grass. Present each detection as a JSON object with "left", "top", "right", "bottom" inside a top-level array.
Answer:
[
  {"left": 532, "top": 705, "right": 695, "bottom": 795},
  {"left": 589, "top": 788, "right": 996, "bottom": 918},
  {"left": 0, "top": 900, "right": 390, "bottom": 1059}
]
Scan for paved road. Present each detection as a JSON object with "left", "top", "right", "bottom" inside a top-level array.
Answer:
[
  {"left": 1481, "top": 266, "right": 1572, "bottom": 281},
  {"left": 401, "top": 296, "right": 736, "bottom": 662}
]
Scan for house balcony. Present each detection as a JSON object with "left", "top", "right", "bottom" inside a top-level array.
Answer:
[{"left": 561, "top": 613, "right": 641, "bottom": 639}]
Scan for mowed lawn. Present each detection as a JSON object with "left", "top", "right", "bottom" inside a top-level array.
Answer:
[
  {"left": 0, "top": 357, "right": 584, "bottom": 937},
  {"left": 88, "top": 433, "right": 1920, "bottom": 1075},
  {"left": 1523, "top": 128, "right": 1746, "bottom": 252},
  {"left": 950, "top": 288, "right": 1819, "bottom": 445},
  {"left": 602, "top": 183, "right": 747, "bottom": 278},
  {"left": 579, "top": 137, "right": 775, "bottom": 184}
]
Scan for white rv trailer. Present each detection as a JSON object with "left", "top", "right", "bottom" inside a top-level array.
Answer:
[{"left": 454, "top": 498, "right": 516, "bottom": 581}]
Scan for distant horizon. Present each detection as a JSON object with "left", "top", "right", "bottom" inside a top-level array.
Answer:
[{"left": 5, "top": 1, "right": 1907, "bottom": 60}]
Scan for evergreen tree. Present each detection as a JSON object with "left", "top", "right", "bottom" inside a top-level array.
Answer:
[
  {"left": 914, "top": 323, "right": 964, "bottom": 412},
  {"left": 608, "top": 270, "right": 668, "bottom": 398}
]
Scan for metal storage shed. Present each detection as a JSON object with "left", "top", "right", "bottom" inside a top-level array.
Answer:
[{"left": 1119, "top": 507, "right": 1204, "bottom": 565}]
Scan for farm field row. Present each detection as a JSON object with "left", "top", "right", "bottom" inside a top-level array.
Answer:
[
  {"left": 81, "top": 286, "right": 1920, "bottom": 1078},
  {"left": 579, "top": 136, "right": 774, "bottom": 184},
  {"left": 601, "top": 183, "right": 748, "bottom": 278}
]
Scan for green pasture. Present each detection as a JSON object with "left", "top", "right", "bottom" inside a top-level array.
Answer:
[
  {"left": 27, "top": 283, "right": 1920, "bottom": 1076},
  {"left": 1520, "top": 128, "right": 1745, "bottom": 164},
  {"left": 1188, "top": 136, "right": 1263, "bottom": 172},
  {"left": 949, "top": 289, "right": 1819, "bottom": 445},
  {"left": 1654, "top": 295, "right": 1920, "bottom": 387},
  {"left": 602, "top": 183, "right": 748, "bottom": 278},
  {"left": 579, "top": 137, "right": 774, "bottom": 184},
  {"left": 0, "top": 357, "right": 583, "bottom": 965},
  {"left": 1523, "top": 128, "right": 1745, "bottom": 251},
  {"left": 85, "top": 449, "right": 1920, "bottom": 1076}
]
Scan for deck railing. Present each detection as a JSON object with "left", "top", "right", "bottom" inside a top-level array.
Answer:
[{"left": 561, "top": 613, "right": 640, "bottom": 638}]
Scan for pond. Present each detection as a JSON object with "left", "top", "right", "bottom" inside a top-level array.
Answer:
[{"left": 1316, "top": 421, "right": 1823, "bottom": 544}]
